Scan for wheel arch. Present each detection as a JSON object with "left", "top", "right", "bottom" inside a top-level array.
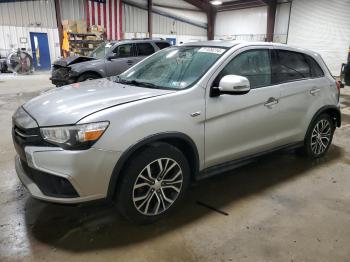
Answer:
[
  {"left": 304, "top": 105, "right": 341, "bottom": 140},
  {"left": 107, "top": 132, "right": 200, "bottom": 200},
  {"left": 312, "top": 105, "right": 341, "bottom": 128}
]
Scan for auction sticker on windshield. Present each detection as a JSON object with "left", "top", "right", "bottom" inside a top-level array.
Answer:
[{"left": 198, "top": 47, "right": 225, "bottom": 55}]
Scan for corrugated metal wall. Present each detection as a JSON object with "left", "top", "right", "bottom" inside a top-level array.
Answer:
[
  {"left": 215, "top": 6, "right": 267, "bottom": 36},
  {"left": 0, "top": 0, "right": 57, "bottom": 28},
  {"left": 122, "top": 3, "right": 206, "bottom": 36},
  {"left": 273, "top": 2, "right": 290, "bottom": 44},
  {"left": 214, "top": 4, "right": 289, "bottom": 44},
  {"left": 0, "top": 25, "right": 61, "bottom": 62},
  {"left": 0, "top": 0, "right": 60, "bottom": 61},
  {"left": 287, "top": 0, "right": 350, "bottom": 75},
  {"left": 60, "top": 0, "right": 86, "bottom": 21}
]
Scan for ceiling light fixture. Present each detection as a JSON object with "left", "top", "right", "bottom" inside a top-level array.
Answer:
[{"left": 210, "top": 1, "right": 223, "bottom": 5}]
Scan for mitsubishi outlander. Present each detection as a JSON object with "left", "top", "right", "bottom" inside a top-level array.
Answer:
[{"left": 12, "top": 41, "right": 341, "bottom": 224}]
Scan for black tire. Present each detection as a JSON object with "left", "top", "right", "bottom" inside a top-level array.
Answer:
[
  {"left": 116, "top": 142, "right": 190, "bottom": 224},
  {"left": 298, "top": 113, "right": 335, "bottom": 158},
  {"left": 77, "top": 72, "right": 100, "bottom": 82}
]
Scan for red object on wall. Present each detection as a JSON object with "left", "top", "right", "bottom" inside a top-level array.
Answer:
[{"left": 86, "top": 0, "right": 122, "bottom": 40}]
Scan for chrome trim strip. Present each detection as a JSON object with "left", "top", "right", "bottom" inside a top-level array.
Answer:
[{"left": 14, "top": 129, "right": 39, "bottom": 138}]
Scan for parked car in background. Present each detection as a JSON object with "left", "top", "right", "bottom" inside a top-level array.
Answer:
[
  {"left": 13, "top": 41, "right": 341, "bottom": 224},
  {"left": 50, "top": 39, "right": 171, "bottom": 86}
]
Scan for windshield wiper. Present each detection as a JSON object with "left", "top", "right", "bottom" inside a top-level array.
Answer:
[{"left": 117, "top": 78, "right": 161, "bottom": 89}]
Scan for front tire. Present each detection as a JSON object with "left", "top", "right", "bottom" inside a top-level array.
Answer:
[
  {"left": 116, "top": 143, "right": 190, "bottom": 224},
  {"left": 300, "top": 113, "right": 335, "bottom": 158}
]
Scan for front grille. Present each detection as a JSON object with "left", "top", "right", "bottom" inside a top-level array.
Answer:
[
  {"left": 21, "top": 159, "right": 79, "bottom": 198},
  {"left": 13, "top": 124, "right": 78, "bottom": 198},
  {"left": 51, "top": 67, "right": 70, "bottom": 86},
  {"left": 12, "top": 123, "right": 57, "bottom": 162}
]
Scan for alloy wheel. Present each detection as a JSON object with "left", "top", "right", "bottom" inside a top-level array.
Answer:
[
  {"left": 311, "top": 119, "right": 332, "bottom": 155},
  {"left": 132, "top": 158, "right": 183, "bottom": 216}
]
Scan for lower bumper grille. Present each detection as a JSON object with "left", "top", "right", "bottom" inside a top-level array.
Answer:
[{"left": 21, "top": 160, "right": 79, "bottom": 198}]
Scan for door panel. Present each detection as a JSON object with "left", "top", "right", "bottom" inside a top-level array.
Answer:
[
  {"left": 205, "top": 48, "right": 282, "bottom": 168},
  {"left": 106, "top": 44, "right": 135, "bottom": 76},
  {"left": 278, "top": 77, "right": 329, "bottom": 142},
  {"left": 272, "top": 49, "right": 327, "bottom": 143},
  {"left": 205, "top": 86, "right": 281, "bottom": 167},
  {"left": 107, "top": 58, "right": 134, "bottom": 76},
  {"left": 276, "top": 79, "right": 313, "bottom": 142},
  {"left": 29, "top": 32, "right": 51, "bottom": 70}
]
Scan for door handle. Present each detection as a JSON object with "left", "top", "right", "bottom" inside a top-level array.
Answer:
[
  {"left": 190, "top": 111, "right": 201, "bottom": 117},
  {"left": 264, "top": 97, "right": 279, "bottom": 107},
  {"left": 310, "top": 88, "right": 321, "bottom": 95},
  {"left": 126, "top": 60, "right": 133, "bottom": 65}
]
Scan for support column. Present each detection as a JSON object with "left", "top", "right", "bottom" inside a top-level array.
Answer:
[
  {"left": 54, "top": 0, "right": 63, "bottom": 56},
  {"left": 148, "top": 0, "right": 152, "bottom": 38},
  {"left": 266, "top": 0, "right": 277, "bottom": 42},
  {"left": 207, "top": 7, "right": 216, "bottom": 40}
]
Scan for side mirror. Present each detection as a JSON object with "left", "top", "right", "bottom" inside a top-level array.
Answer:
[
  {"left": 107, "top": 54, "right": 118, "bottom": 61},
  {"left": 217, "top": 75, "right": 250, "bottom": 95}
]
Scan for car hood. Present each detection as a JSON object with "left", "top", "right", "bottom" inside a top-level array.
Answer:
[
  {"left": 23, "top": 78, "right": 176, "bottom": 126},
  {"left": 52, "top": 55, "right": 96, "bottom": 67}
]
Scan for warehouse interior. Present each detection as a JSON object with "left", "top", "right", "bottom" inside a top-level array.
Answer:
[{"left": 0, "top": 0, "right": 350, "bottom": 261}]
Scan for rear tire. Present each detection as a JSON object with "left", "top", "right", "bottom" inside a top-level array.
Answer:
[
  {"left": 77, "top": 72, "right": 100, "bottom": 82},
  {"left": 116, "top": 142, "right": 190, "bottom": 224},
  {"left": 298, "top": 113, "right": 335, "bottom": 158}
]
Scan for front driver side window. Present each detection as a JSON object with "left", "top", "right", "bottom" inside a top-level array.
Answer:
[
  {"left": 113, "top": 44, "right": 133, "bottom": 58},
  {"left": 215, "top": 49, "right": 271, "bottom": 89}
]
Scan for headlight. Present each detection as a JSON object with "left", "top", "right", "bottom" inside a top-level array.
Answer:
[
  {"left": 40, "top": 121, "right": 109, "bottom": 150},
  {"left": 13, "top": 106, "right": 38, "bottom": 129}
]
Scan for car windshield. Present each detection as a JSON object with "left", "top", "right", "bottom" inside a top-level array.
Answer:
[
  {"left": 118, "top": 46, "right": 227, "bottom": 90},
  {"left": 89, "top": 42, "right": 113, "bottom": 59}
]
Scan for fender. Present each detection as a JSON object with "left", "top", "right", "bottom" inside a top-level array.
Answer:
[{"left": 106, "top": 132, "right": 200, "bottom": 200}]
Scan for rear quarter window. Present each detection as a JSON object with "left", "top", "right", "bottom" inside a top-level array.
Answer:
[
  {"left": 279, "top": 50, "right": 311, "bottom": 80},
  {"left": 304, "top": 55, "right": 325, "bottom": 78}
]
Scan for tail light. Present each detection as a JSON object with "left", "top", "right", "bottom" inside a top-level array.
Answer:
[
  {"left": 336, "top": 80, "right": 344, "bottom": 91},
  {"left": 335, "top": 80, "right": 343, "bottom": 102}
]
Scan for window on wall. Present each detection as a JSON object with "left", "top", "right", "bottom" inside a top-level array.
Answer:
[
  {"left": 136, "top": 43, "right": 155, "bottom": 56},
  {"left": 216, "top": 49, "right": 271, "bottom": 89},
  {"left": 273, "top": 50, "right": 311, "bottom": 83}
]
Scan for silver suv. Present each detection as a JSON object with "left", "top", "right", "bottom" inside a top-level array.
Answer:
[{"left": 13, "top": 41, "right": 341, "bottom": 224}]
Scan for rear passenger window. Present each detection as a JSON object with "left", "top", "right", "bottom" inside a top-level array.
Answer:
[
  {"left": 216, "top": 49, "right": 271, "bottom": 89},
  {"left": 305, "top": 55, "right": 324, "bottom": 78},
  {"left": 274, "top": 50, "right": 311, "bottom": 83},
  {"left": 155, "top": 42, "right": 171, "bottom": 50},
  {"left": 136, "top": 43, "right": 155, "bottom": 56}
]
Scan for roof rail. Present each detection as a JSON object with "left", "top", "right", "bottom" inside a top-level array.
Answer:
[{"left": 119, "top": 38, "right": 165, "bottom": 41}]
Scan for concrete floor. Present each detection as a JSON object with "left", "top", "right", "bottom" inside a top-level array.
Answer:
[{"left": 1, "top": 72, "right": 350, "bottom": 262}]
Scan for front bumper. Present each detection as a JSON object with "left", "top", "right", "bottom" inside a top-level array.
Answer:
[
  {"left": 50, "top": 67, "right": 76, "bottom": 87},
  {"left": 15, "top": 146, "right": 121, "bottom": 204},
  {"left": 50, "top": 77, "right": 75, "bottom": 87}
]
